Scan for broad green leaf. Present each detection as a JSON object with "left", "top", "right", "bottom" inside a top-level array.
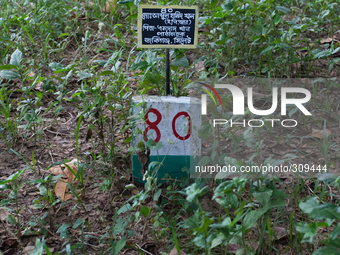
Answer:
[
  {"left": 77, "top": 70, "right": 93, "bottom": 81},
  {"left": 211, "top": 233, "right": 225, "bottom": 249},
  {"left": 10, "top": 49, "right": 23, "bottom": 68},
  {"left": 153, "top": 189, "right": 162, "bottom": 201},
  {"left": 260, "top": 46, "right": 274, "bottom": 55},
  {"left": 146, "top": 139, "right": 156, "bottom": 149},
  {"left": 276, "top": 6, "right": 290, "bottom": 14},
  {"left": 0, "top": 70, "right": 21, "bottom": 80},
  {"left": 92, "top": 60, "right": 107, "bottom": 66},
  {"left": 193, "top": 234, "right": 206, "bottom": 248},
  {"left": 185, "top": 183, "right": 209, "bottom": 202},
  {"left": 249, "top": 24, "right": 263, "bottom": 35},
  {"left": 31, "top": 238, "right": 44, "bottom": 255},
  {"left": 319, "top": 10, "right": 330, "bottom": 19},
  {"left": 73, "top": 218, "right": 83, "bottom": 229},
  {"left": 309, "top": 203, "right": 340, "bottom": 220},
  {"left": 0, "top": 64, "right": 18, "bottom": 70},
  {"left": 6, "top": 214, "right": 17, "bottom": 225},
  {"left": 131, "top": 60, "right": 149, "bottom": 70},
  {"left": 114, "top": 236, "right": 126, "bottom": 255},
  {"left": 272, "top": 15, "right": 281, "bottom": 25},
  {"left": 295, "top": 222, "right": 317, "bottom": 243},
  {"left": 330, "top": 223, "right": 340, "bottom": 240},
  {"left": 140, "top": 206, "right": 151, "bottom": 217},
  {"left": 198, "top": 217, "right": 213, "bottom": 234},
  {"left": 171, "top": 57, "right": 189, "bottom": 68},
  {"left": 0, "top": 184, "right": 11, "bottom": 190},
  {"left": 299, "top": 197, "right": 320, "bottom": 214},
  {"left": 243, "top": 208, "right": 266, "bottom": 229},
  {"left": 49, "top": 62, "right": 64, "bottom": 71},
  {"left": 154, "top": 141, "right": 162, "bottom": 150},
  {"left": 39, "top": 186, "right": 48, "bottom": 196},
  {"left": 253, "top": 190, "right": 273, "bottom": 206},
  {"left": 100, "top": 70, "right": 114, "bottom": 76},
  {"left": 113, "top": 217, "right": 127, "bottom": 235},
  {"left": 56, "top": 223, "right": 71, "bottom": 239}
]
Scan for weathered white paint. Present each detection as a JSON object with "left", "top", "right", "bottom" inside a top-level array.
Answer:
[{"left": 132, "top": 95, "right": 201, "bottom": 156}]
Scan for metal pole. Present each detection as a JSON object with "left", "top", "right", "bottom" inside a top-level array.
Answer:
[{"left": 165, "top": 48, "right": 170, "bottom": 96}]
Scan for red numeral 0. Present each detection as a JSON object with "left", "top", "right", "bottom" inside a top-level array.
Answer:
[
  {"left": 143, "top": 108, "right": 162, "bottom": 143},
  {"left": 172, "top": 112, "right": 191, "bottom": 140}
]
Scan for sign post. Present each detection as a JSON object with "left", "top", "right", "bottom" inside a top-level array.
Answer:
[
  {"left": 133, "top": 5, "right": 201, "bottom": 182},
  {"left": 138, "top": 4, "right": 199, "bottom": 94}
]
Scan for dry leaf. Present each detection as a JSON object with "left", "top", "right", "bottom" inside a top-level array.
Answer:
[
  {"left": 35, "top": 81, "right": 44, "bottom": 92},
  {"left": 54, "top": 181, "right": 67, "bottom": 201},
  {"left": 49, "top": 165, "right": 67, "bottom": 178},
  {"left": 64, "top": 194, "right": 73, "bottom": 201},
  {"left": 104, "top": 0, "right": 115, "bottom": 13},
  {"left": 194, "top": 61, "right": 205, "bottom": 72},
  {"left": 169, "top": 246, "right": 187, "bottom": 255},
  {"left": 49, "top": 159, "right": 79, "bottom": 201},
  {"left": 0, "top": 208, "right": 9, "bottom": 221},
  {"left": 310, "top": 128, "right": 331, "bottom": 139},
  {"left": 321, "top": 37, "right": 339, "bottom": 44}
]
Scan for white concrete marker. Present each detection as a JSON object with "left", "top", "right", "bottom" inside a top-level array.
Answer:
[{"left": 132, "top": 95, "right": 201, "bottom": 182}]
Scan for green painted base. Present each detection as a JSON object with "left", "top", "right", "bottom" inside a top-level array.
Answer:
[{"left": 132, "top": 155, "right": 195, "bottom": 183}]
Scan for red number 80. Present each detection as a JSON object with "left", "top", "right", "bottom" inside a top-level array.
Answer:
[{"left": 143, "top": 108, "right": 191, "bottom": 143}]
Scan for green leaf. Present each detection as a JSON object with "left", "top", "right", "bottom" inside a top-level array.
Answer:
[
  {"left": 117, "top": 204, "right": 131, "bottom": 214},
  {"left": 0, "top": 70, "right": 21, "bottom": 80},
  {"left": 6, "top": 214, "right": 17, "bottom": 225},
  {"left": 0, "top": 64, "right": 18, "bottom": 70},
  {"left": 260, "top": 46, "right": 274, "bottom": 55},
  {"left": 249, "top": 23, "right": 263, "bottom": 35},
  {"left": 114, "top": 236, "right": 126, "bottom": 255},
  {"left": 171, "top": 57, "right": 189, "bottom": 68},
  {"left": 39, "top": 186, "right": 48, "bottom": 196},
  {"left": 31, "top": 238, "right": 44, "bottom": 255},
  {"left": 131, "top": 61, "right": 149, "bottom": 70},
  {"left": 146, "top": 139, "right": 156, "bottom": 149},
  {"left": 10, "top": 49, "right": 23, "bottom": 68},
  {"left": 243, "top": 208, "right": 266, "bottom": 229},
  {"left": 272, "top": 15, "right": 281, "bottom": 25},
  {"left": 193, "top": 234, "right": 206, "bottom": 248},
  {"left": 0, "top": 199, "right": 11, "bottom": 206},
  {"left": 66, "top": 244, "right": 71, "bottom": 255},
  {"left": 276, "top": 6, "right": 291, "bottom": 14},
  {"left": 185, "top": 183, "right": 209, "bottom": 202},
  {"left": 309, "top": 204, "right": 340, "bottom": 220},
  {"left": 49, "top": 62, "right": 64, "bottom": 71},
  {"left": 253, "top": 190, "right": 273, "bottom": 206},
  {"left": 0, "top": 168, "right": 27, "bottom": 185},
  {"left": 0, "top": 184, "right": 11, "bottom": 190},
  {"left": 140, "top": 206, "right": 151, "bottom": 217},
  {"left": 77, "top": 70, "right": 93, "bottom": 81},
  {"left": 299, "top": 197, "right": 319, "bottom": 214},
  {"left": 198, "top": 122, "right": 213, "bottom": 139},
  {"left": 99, "top": 70, "right": 114, "bottom": 76},
  {"left": 330, "top": 223, "right": 340, "bottom": 240},
  {"left": 198, "top": 217, "right": 213, "bottom": 234},
  {"left": 153, "top": 189, "right": 162, "bottom": 201},
  {"left": 73, "top": 218, "right": 83, "bottom": 229},
  {"left": 112, "top": 217, "right": 127, "bottom": 235},
  {"left": 56, "top": 223, "right": 71, "bottom": 239},
  {"left": 295, "top": 222, "right": 317, "bottom": 243},
  {"left": 92, "top": 60, "right": 107, "bottom": 66}
]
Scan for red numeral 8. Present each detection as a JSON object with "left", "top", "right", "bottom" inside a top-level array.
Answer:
[{"left": 143, "top": 108, "right": 162, "bottom": 143}]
